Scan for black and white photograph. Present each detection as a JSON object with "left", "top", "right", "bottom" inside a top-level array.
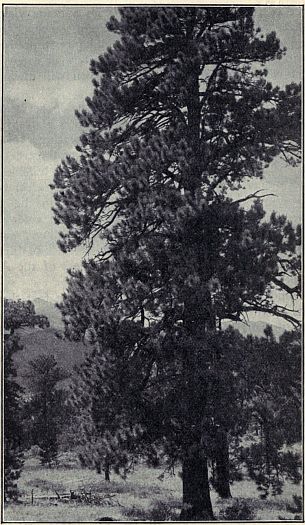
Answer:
[{"left": 2, "top": 4, "right": 303, "bottom": 522}]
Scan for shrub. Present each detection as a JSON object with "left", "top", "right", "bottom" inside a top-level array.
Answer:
[
  {"left": 124, "top": 505, "right": 148, "bottom": 520},
  {"left": 286, "top": 494, "right": 302, "bottom": 514},
  {"left": 148, "top": 501, "right": 173, "bottom": 521},
  {"left": 219, "top": 499, "right": 255, "bottom": 521},
  {"left": 124, "top": 500, "right": 175, "bottom": 521}
]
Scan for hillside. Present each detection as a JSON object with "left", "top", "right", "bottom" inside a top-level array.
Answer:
[{"left": 14, "top": 327, "right": 87, "bottom": 390}]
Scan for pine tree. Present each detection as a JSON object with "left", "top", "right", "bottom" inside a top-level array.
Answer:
[
  {"left": 205, "top": 325, "right": 301, "bottom": 499},
  {"left": 4, "top": 334, "right": 24, "bottom": 501},
  {"left": 52, "top": 7, "right": 300, "bottom": 519},
  {"left": 4, "top": 299, "right": 49, "bottom": 333},
  {"left": 241, "top": 328, "right": 302, "bottom": 497},
  {"left": 69, "top": 322, "right": 150, "bottom": 480},
  {"left": 27, "top": 355, "right": 67, "bottom": 467},
  {"left": 4, "top": 299, "right": 49, "bottom": 500}
]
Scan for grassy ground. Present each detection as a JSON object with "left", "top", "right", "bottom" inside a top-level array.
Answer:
[{"left": 4, "top": 455, "right": 302, "bottom": 522}]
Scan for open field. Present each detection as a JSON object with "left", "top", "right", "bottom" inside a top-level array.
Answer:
[{"left": 4, "top": 455, "right": 303, "bottom": 522}]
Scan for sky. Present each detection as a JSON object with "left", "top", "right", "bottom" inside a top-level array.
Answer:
[{"left": 3, "top": 6, "right": 302, "bottom": 316}]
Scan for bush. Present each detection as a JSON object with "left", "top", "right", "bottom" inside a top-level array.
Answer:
[
  {"left": 56, "top": 451, "right": 80, "bottom": 469},
  {"left": 124, "top": 500, "right": 175, "bottom": 521},
  {"left": 124, "top": 505, "right": 148, "bottom": 520},
  {"left": 286, "top": 494, "right": 302, "bottom": 514},
  {"left": 219, "top": 499, "right": 255, "bottom": 521},
  {"left": 148, "top": 501, "right": 173, "bottom": 521}
]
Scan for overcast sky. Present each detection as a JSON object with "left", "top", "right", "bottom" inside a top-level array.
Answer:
[{"left": 3, "top": 6, "right": 302, "bottom": 312}]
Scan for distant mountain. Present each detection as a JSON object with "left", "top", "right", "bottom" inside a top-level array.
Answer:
[{"left": 32, "top": 298, "right": 63, "bottom": 329}]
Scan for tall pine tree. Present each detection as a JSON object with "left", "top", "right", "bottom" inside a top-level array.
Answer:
[{"left": 52, "top": 7, "right": 300, "bottom": 519}]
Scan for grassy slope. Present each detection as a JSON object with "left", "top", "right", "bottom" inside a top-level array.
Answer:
[{"left": 4, "top": 455, "right": 302, "bottom": 522}]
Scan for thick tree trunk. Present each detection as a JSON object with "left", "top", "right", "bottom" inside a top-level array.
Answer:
[
  {"left": 214, "top": 429, "right": 231, "bottom": 498},
  {"left": 180, "top": 445, "right": 214, "bottom": 521},
  {"left": 181, "top": 291, "right": 215, "bottom": 520}
]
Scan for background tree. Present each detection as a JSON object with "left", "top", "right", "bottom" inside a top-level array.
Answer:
[
  {"left": 205, "top": 326, "right": 301, "bottom": 499},
  {"left": 4, "top": 299, "right": 49, "bottom": 333},
  {"left": 69, "top": 323, "right": 151, "bottom": 481},
  {"left": 4, "top": 334, "right": 25, "bottom": 501},
  {"left": 27, "top": 355, "right": 67, "bottom": 467},
  {"left": 52, "top": 7, "right": 301, "bottom": 519},
  {"left": 4, "top": 298, "right": 49, "bottom": 500},
  {"left": 240, "top": 328, "right": 301, "bottom": 497}
]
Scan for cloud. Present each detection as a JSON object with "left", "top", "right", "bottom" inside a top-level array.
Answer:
[
  {"left": 4, "top": 253, "right": 81, "bottom": 302},
  {"left": 7, "top": 80, "right": 90, "bottom": 110},
  {"left": 4, "top": 6, "right": 117, "bottom": 83},
  {"left": 3, "top": 6, "right": 118, "bottom": 159},
  {"left": 4, "top": 140, "right": 84, "bottom": 300},
  {"left": 3, "top": 85, "right": 87, "bottom": 159},
  {"left": 4, "top": 141, "right": 60, "bottom": 254}
]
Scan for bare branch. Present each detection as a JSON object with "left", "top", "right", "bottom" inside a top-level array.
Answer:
[
  {"left": 242, "top": 304, "right": 300, "bottom": 328},
  {"left": 271, "top": 277, "right": 300, "bottom": 298},
  {"left": 231, "top": 190, "right": 275, "bottom": 206}
]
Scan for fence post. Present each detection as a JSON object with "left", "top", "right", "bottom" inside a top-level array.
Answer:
[{"left": 31, "top": 489, "right": 34, "bottom": 505}]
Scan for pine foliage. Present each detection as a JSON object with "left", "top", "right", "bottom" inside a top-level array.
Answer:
[{"left": 27, "top": 355, "right": 67, "bottom": 467}]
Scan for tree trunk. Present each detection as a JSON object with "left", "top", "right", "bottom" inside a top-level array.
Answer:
[
  {"left": 95, "top": 461, "right": 101, "bottom": 474},
  {"left": 104, "top": 463, "right": 110, "bottom": 482},
  {"left": 181, "top": 292, "right": 215, "bottom": 520},
  {"left": 214, "top": 429, "right": 232, "bottom": 498},
  {"left": 180, "top": 445, "right": 214, "bottom": 520}
]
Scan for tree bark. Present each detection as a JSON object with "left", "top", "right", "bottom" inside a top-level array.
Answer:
[
  {"left": 95, "top": 461, "right": 101, "bottom": 474},
  {"left": 180, "top": 292, "right": 215, "bottom": 520},
  {"left": 104, "top": 463, "right": 110, "bottom": 482},
  {"left": 214, "top": 429, "right": 232, "bottom": 498},
  {"left": 180, "top": 445, "right": 214, "bottom": 520}
]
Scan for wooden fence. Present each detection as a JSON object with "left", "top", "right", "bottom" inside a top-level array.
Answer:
[{"left": 27, "top": 489, "right": 120, "bottom": 506}]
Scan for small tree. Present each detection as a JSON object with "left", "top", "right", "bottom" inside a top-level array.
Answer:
[
  {"left": 70, "top": 321, "right": 155, "bottom": 480},
  {"left": 28, "top": 355, "right": 67, "bottom": 467},
  {"left": 4, "top": 298, "right": 49, "bottom": 333}
]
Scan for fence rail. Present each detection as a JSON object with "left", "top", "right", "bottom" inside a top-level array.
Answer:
[{"left": 25, "top": 489, "right": 120, "bottom": 506}]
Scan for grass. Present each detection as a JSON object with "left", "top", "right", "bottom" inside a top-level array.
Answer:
[{"left": 4, "top": 454, "right": 303, "bottom": 522}]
